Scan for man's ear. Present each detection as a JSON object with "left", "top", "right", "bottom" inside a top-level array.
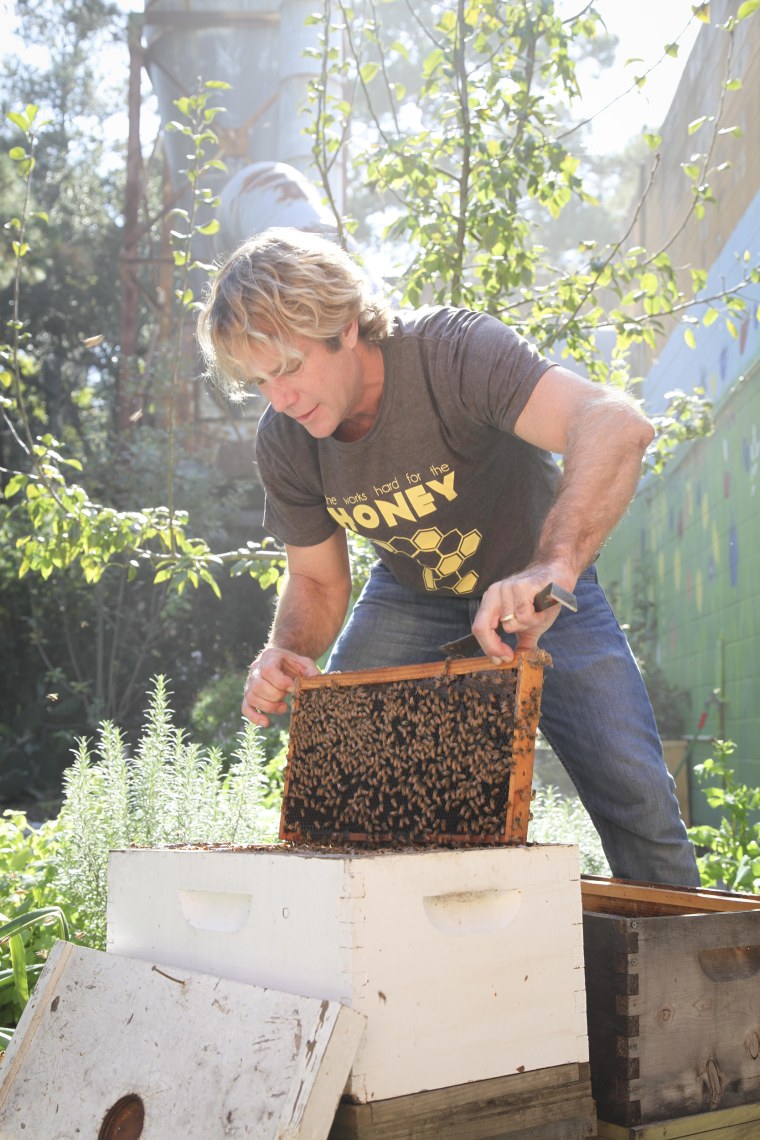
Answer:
[{"left": 342, "top": 318, "right": 359, "bottom": 348}]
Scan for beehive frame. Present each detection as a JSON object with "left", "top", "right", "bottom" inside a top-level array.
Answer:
[{"left": 280, "top": 650, "right": 550, "bottom": 847}]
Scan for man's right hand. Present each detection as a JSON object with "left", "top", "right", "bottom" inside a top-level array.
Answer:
[{"left": 242, "top": 647, "right": 321, "bottom": 728}]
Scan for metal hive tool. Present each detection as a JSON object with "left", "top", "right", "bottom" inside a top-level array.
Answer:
[{"left": 280, "top": 650, "right": 551, "bottom": 847}]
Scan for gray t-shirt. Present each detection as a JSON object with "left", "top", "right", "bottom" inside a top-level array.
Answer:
[{"left": 255, "top": 306, "right": 561, "bottom": 597}]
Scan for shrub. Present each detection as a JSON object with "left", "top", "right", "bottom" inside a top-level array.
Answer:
[
  {"left": 190, "top": 669, "right": 290, "bottom": 805},
  {"left": 55, "top": 675, "right": 278, "bottom": 950},
  {"left": 0, "top": 810, "right": 71, "bottom": 1043}
]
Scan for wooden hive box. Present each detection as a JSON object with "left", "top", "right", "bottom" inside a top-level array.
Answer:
[
  {"left": 108, "top": 844, "right": 589, "bottom": 1104},
  {"left": 581, "top": 877, "right": 760, "bottom": 1128},
  {"left": 329, "top": 1061, "right": 596, "bottom": 1140}
]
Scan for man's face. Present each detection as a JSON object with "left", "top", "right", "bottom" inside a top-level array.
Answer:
[{"left": 236, "top": 325, "right": 367, "bottom": 439}]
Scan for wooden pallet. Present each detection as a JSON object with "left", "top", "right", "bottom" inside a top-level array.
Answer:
[{"left": 329, "top": 1061, "right": 596, "bottom": 1139}]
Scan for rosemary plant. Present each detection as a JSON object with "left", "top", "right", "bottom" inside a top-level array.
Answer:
[{"left": 55, "top": 676, "right": 277, "bottom": 949}]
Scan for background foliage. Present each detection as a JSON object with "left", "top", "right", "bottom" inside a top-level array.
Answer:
[
  {"left": 0, "top": 22, "right": 278, "bottom": 804},
  {"left": 2, "top": 1, "right": 758, "bottom": 810}
]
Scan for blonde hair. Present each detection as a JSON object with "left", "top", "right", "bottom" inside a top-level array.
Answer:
[{"left": 196, "top": 228, "right": 393, "bottom": 400}]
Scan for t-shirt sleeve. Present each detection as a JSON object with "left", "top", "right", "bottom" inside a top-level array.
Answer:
[
  {"left": 255, "top": 418, "right": 338, "bottom": 547},
  {"left": 444, "top": 310, "right": 554, "bottom": 433}
]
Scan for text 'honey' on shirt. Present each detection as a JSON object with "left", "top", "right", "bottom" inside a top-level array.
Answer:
[{"left": 255, "top": 306, "right": 561, "bottom": 597}]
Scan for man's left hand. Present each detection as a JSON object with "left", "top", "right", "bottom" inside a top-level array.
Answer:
[{"left": 472, "top": 565, "right": 575, "bottom": 662}]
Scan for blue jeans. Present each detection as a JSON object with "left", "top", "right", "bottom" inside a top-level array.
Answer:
[{"left": 326, "top": 562, "right": 700, "bottom": 886}]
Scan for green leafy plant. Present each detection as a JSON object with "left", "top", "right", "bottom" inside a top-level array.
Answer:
[
  {"left": 2, "top": 93, "right": 280, "bottom": 596},
  {"left": 688, "top": 740, "right": 760, "bottom": 892},
  {"left": 55, "top": 676, "right": 278, "bottom": 950},
  {"left": 0, "top": 907, "right": 70, "bottom": 1046},
  {"left": 190, "top": 671, "right": 289, "bottom": 807},
  {"left": 0, "top": 809, "right": 71, "bottom": 1041}
]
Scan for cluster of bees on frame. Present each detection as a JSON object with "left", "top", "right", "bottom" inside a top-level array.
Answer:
[{"left": 282, "top": 669, "right": 522, "bottom": 846}]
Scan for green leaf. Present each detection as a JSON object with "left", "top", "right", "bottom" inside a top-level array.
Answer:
[
  {"left": 4, "top": 473, "right": 27, "bottom": 497},
  {"left": 196, "top": 219, "right": 220, "bottom": 236},
  {"left": 9, "top": 935, "right": 28, "bottom": 1006},
  {"left": 640, "top": 271, "right": 658, "bottom": 295},
  {"left": 664, "top": 42, "right": 679, "bottom": 57},
  {"left": 684, "top": 327, "right": 697, "bottom": 349},
  {"left": 7, "top": 110, "right": 30, "bottom": 132},
  {"left": 688, "top": 116, "right": 710, "bottom": 134},
  {"left": 360, "top": 62, "right": 379, "bottom": 84},
  {"left": 0, "top": 907, "right": 69, "bottom": 944},
  {"left": 703, "top": 307, "right": 719, "bottom": 327},
  {"left": 422, "top": 47, "right": 445, "bottom": 79},
  {"left": 692, "top": 3, "right": 711, "bottom": 22},
  {"left": 201, "top": 569, "right": 222, "bottom": 599},
  {"left": 8, "top": 146, "right": 26, "bottom": 160},
  {"left": 738, "top": 0, "right": 760, "bottom": 18}
]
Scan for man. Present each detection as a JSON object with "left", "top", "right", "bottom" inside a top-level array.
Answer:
[{"left": 198, "top": 227, "right": 699, "bottom": 887}]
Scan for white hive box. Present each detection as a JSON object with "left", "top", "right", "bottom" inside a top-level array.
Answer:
[{"left": 107, "top": 844, "right": 588, "bottom": 1104}]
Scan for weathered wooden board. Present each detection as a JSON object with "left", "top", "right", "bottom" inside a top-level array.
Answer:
[
  {"left": 597, "top": 1098, "right": 760, "bottom": 1138},
  {"left": 329, "top": 1061, "right": 596, "bottom": 1139},
  {"left": 582, "top": 877, "right": 760, "bottom": 916},
  {"left": 0, "top": 940, "right": 364, "bottom": 1139},
  {"left": 583, "top": 906, "right": 760, "bottom": 1125}
]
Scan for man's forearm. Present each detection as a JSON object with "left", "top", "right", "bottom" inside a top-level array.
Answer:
[
  {"left": 534, "top": 393, "right": 654, "bottom": 580},
  {"left": 267, "top": 571, "right": 350, "bottom": 661}
]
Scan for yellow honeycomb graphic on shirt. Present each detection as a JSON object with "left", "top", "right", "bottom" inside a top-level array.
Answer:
[{"left": 374, "top": 527, "right": 482, "bottom": 593}]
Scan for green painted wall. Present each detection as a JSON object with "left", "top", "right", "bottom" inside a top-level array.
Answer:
[{"left": 599, "top": 361, "right": 760, "bottom": 826}]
